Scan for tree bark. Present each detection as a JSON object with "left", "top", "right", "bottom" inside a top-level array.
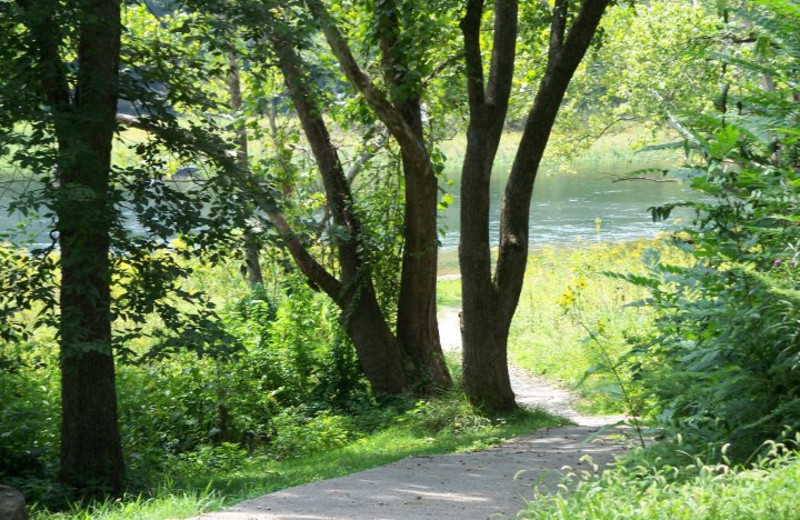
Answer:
[
  {"left": 375, "top": 0, "right": 451, "bottom": 391},
  {"left": 47, "top": 0, "right": 124, "bottom": 493},
  {"left": 270, "top": 38, "right": 408, "bottom": 395},
  {"left": 306, "top": 0, "right": 450, "bottom": 391},
  {"left": 459, "top": 0, "right": 519, "bottom": 413},
  {"left": 459, "top": 0, "right": 610, "bottom": 413}
]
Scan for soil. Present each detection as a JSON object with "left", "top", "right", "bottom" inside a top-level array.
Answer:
[{"left": 187, "top": 308, "right": 628, "bottom": 520}]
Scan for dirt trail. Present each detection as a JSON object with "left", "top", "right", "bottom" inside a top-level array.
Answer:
[{"left": 189, "top": 308, "right": 627, "bottom": 520}]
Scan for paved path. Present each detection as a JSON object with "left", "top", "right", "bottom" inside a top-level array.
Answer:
[{"left": 188, "top": 308, "right": 627, "bottom": 520}]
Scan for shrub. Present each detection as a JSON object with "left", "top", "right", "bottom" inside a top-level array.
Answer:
[{"left": 623, "top": 0, "right": 800, "bottom": 460}]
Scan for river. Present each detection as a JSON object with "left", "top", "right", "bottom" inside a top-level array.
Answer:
[
  {"left": 438, "top": 157, "right": 691, "bottom": 249},
  {"left": 0, "top": 158, "right": 692, "bottom": 250}
]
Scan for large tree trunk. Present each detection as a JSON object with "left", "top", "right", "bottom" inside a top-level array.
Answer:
[
  {"left": 269, "top": 37, "right": 408, "bottom": 395},
  {"left": 370, "top": 0, "right": 451, "bottom": 392},
  {"left": 459, "top": 0, "right": 609, "bottom": 413},
  {"left": 55, "top": 0, "right": 124, "bottom": 493},
  {"left": 396, "top": 158, "right": 450, "bottom": 391},
  {"left": 340, "top": 284, "right": 408, "bottom": 395},
  {"left": 458, "top": 0, "right": 519, "bottom": 413}
]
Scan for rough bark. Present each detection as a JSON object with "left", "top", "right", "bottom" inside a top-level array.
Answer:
[
  {"left": 305, "top": 0, "right": 450, "bottom": 391},
  {"left": 376, "top": 1, "right": 451, "bottom": 391},
  {"left": 459, "top": 0, "right": 519, "bottom": 413},
  {"left": 271, "top": 38, "right": 407, "bottom": 395},
  {"left": 459, "top": 0, "right": 610, "bottom": 413},
  {"left": 29, "top": 0, "right": 126, "bottom": 493}
]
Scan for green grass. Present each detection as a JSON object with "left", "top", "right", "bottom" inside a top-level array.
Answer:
[
  {"left": 507, "top": 240, "right": 690, "bottom": 414},
  {"left": 30, "top": 373, "right": 567, "bottom": 520},
  {"left": 436, "top": 275, "right": 462, "bottom": 309},
  {"left": 521, "top": 445, "right": 800, "bottom": 519},
  {"left": 436, "top": 240, "right": 690, "bottom": 415}
]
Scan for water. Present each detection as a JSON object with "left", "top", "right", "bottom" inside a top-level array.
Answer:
[
  {"left": 438, "top": 159, "right": 692, "bottom": 250},
  {"left": 1, "top": 159, "right": 693, "bottom": 249}
]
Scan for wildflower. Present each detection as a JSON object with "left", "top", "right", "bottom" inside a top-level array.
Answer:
[
  {"left": 791, "top": 260, "right": 798, "bottom": 268},
  {"left": 773, "top": 259, "right": 783, "bottom": 267}
]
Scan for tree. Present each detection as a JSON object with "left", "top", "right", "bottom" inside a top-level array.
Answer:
[
  {"left": 8, "top": 0, "right": 125, "bottom": 492},
  {"left": 181, "top": 0, "right": 454, "bottom": 394},
  {"left": 1, "top": 0, "right": 245, "bottom": 496},
  {"left": 267, "top": 32, "right": 410, "bottom": 394},
  {"left": 227, "top": 54, "right": 265, "bottom": 287},
  {"left": 299, "top": 0, "right": 453, "bottom": 391},
  {"left": 458, "top": 0, "right": 611, "bottom": 412}
]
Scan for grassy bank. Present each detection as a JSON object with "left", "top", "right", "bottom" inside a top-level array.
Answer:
[
  {"left": 31, "top": 379, "right": 566, "bottom": 520},
  {"left": 437, "top": 239, "right": 689, "bottom": 414},
  {"left": 522, "top": 441, "right": 800, "bottom": 519}
]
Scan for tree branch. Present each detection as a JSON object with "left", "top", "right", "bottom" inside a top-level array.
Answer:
[
  {"left": 611, "top": 175, "right": 678, "bottom": 183},
  {"left": 648, "top": 88, "right": 697, "bottom": 142},
  {"left": 420, "top": 52, "right": 463, "bottom": 91},
  {"left": 460, "top": 0, "right": 486, "bottom": 110},
  {"left": 561, "top": 0, "right": 608, "bottom": 63},
  {"left": 549, "top": 0, "right": 567, "bottom": 61},
  {"left": 317, "top": 127, "right": 390, "bottom": 235},
  {"left": 302, "top": 0, "right": 430, "bottom": 172},
  {"left": 486, "top": 0, "right": 519, "bottom": 107},
  {"left": 114, "top": 113, "right": 344, "bottom": 299},
  {"left": 16, "top": 0, "right": 72, "bottom": 118}
]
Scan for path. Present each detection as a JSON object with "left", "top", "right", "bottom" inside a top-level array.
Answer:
[{"left": 188, "top": 308, "right": 627, "bottom": 520}]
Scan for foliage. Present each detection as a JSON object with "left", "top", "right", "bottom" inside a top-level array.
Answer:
[
  {"left": 617, "top": 0, "right": 800, "bottom": 461},
  {"left": 26, "top": 355, "right": 564, "bottom": 519},
  {"left": 0, "top": 253, "right": 369, "bottom": 506},
  {"left": 550, "top": 0, "right": 721, "bottom": 153},
  {"left": 0, "top": 339, "right": 61, "bottom": 501},
  {"left": 521, "top": 437, "right": 800, "bottom": 519}
]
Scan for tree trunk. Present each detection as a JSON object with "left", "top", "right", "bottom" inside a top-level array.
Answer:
[
  {"left": 227, "top": 53, "right": 264, "bottom": 287},
  {"left": 397, "top": 155, "right": 450, "bottom": 391},
  {"left": 270, "top": 37, "right": 409, "bottom": 395},
  {"left": 55, "top": 0, "right": 124, "bottom": 493},
  {"left": 461, "top": 304, "right": 515, "bottom": 412},
  {"left": 459, "top": 0, "right": 609, "bottom": 413},
  {"left": 376, "top": 2, "right": 450, "bottom": 392},
  {"left": 459, "top": 0, "right": 519, "bottom": 413},
  {"left": 243, "top": 230, "right": 264, "bottom": 286},
  {"left": 460, "top": 114, "right": 518, "bottom": 412},
  {"left": 341, "top": 284, "right": 408, "bottom": 395}
]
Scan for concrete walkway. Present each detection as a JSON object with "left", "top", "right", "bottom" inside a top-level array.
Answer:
[{"left": 187, "top": 308, "right": 627, "bottom": 520}]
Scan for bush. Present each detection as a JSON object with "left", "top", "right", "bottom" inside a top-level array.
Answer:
[
  {"left": 271, "top": 408, "right": 357, "bottom": 459},
  {"left": 622, "top": 0, "right": 800, "bottom": 460},
  {"left": 522, "top": 438, "right": 800, "bottom": 519}
]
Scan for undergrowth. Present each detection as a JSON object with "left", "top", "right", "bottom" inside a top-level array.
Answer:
[
  {"left": 522, "top": 436, "right": 800, "bottom": 519},
  {"left": 507, "top": 240, "right": 687, "bottom": 415},
  {"left": 29, "top": 369, "right": 565, "bottom": 520}
]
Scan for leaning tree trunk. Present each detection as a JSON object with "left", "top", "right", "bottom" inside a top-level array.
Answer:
[
  {"left": 55, "top": 0, "right": 124, "bottom": 493},
  {"left": 269, "top": 37, "right": 409, "bottom": 395}
]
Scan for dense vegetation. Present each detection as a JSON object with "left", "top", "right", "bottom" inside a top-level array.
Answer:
[
  {"left": 1, "top": 0, "right": 798, "bottom": 517},
  {"left": 520, "top": 0, "right": 800, "bottom": 516}
]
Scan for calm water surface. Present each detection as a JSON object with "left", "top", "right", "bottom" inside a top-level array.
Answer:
[
  {"left": 1, "top": 158, "right": 692, "bottom": 249},
  {"left": 438, "top": 159, "right": 692, "bottom": 249}
]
